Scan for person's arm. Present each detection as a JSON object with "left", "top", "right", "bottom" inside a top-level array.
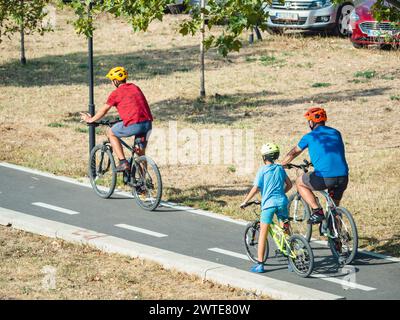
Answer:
[
  {"left": 80, "top": 104, "right": 112, "bottom": 124},
  {"left": 240, "top": 186, "right": 259, "bottom": 208},
  {"left": 280, "top": 146, "right": 303, "bottom": 166},
  {"left": 284, "top": 175, "right": 293, "bottom": 193}
]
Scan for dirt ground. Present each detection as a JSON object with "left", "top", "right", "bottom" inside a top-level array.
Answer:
[
  {"left": 0, "top": 225, "right": 267, "bottom": 300},
  {"left": 0, "top": 8, "right": 399, "bottom": 260}
]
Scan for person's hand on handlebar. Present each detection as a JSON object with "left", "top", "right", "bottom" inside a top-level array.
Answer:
[
  {"left": 80, "top": 112, "right": 93, "bottom": 123},
  {"left": 240, "top": 201, "right": 248, "bottom": 209}
]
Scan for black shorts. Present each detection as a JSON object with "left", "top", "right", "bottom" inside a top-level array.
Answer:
[{"left": 302, "top": 172, "right": 349, "bottom": 201}]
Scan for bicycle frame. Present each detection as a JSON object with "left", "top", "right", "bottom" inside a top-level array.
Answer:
[{"left": 268, "top": 222, "right": 296, "bottom": 259}]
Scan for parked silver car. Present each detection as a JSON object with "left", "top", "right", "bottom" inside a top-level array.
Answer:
[{"left": 265, "top": 0, "right": 356, "bottom": 36}]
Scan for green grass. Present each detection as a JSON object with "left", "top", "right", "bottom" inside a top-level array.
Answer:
[
  {"left": 48, "top": 122, "right": 68, "bottom": 128},
  {"left": 312, "top": 82, "right": 331, "bottom": 88},
  {"left": 390, "top": 95, "right": 400, "bottom": 101},
  {"left": 75, "top": 127, "right": 102, "bottom": 134},
  {"left": 354, "top": 70, "right": 377, "bottom": 79},
  {"left": 259, "top": 55, "right": 284, "bottom": 67}
]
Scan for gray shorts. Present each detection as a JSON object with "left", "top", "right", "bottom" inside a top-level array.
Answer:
[
  {"left": 302, "top": 172, "right": 348, "bottom": 201},
  {"left": 111, "top": 120, "right": 152, "bottom": 148}
]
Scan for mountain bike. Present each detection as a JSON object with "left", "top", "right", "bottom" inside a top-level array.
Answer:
[
  {"left": 88, "top": 119, "right": 162, "bottom": 211},
  {"left": 286, "top": 160, "right": 358, "bottom": 265},
  {"left": 243, "top": 201, "right": 314, "bottom": 278}
]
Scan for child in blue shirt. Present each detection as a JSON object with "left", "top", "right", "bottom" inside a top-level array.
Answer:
[{"left": 241, "top": 143, "right": 292, "bottom": 273}]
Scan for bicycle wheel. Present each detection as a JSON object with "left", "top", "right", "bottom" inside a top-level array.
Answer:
[
  {"left": 287, "top": 234, "right": 314, "bottom": 278},
  {"left": 328, "top": 207, "right": 358, "bottom": 265},
  {"left": 244, "top": 221, "right": 269, "bottom": 264},
  {"left": 132, "top": 155, "right": 162, "bottom": 211},
  {"left": 287, "top": 193, "right": 312, "bottom": 241},
  {"left": 89, "top": 144, "right": 117, "bottom": 199}
]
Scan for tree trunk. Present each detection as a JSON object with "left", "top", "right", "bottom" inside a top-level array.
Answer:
[
  {"left": 20, "top": 24, "right": 26, "bottom": 65},
  {"left": 20, "top": 0, "right": 26, "bottom": 65},
  {"left": 199, "top": 0, "right": 206, "bottom": 98}
]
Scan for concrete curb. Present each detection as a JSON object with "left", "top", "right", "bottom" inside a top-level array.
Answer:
[{"left": 0, "top": 207, "right": 344, "bottom": 300}]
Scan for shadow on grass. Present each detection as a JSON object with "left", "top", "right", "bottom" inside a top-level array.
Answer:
[
  {"left": 0, "top": 45, "right": 200, "bottom": 87},
  {"left": 152, "top": 90, "right": 279, "bottom": 124},
  {"left": 359, "top": 235, "right": 400, "bottom": 257},
  {"left": 165, "top": 184, "right": 249, "bottom": 209},
  {"left": 151, "top": 87, "right": 390, "bottom": 124}
]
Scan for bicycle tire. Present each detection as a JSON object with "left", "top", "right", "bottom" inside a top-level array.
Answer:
[
  {"left": 287, "top": 234, "right": 314, "bottom": 278},
  {"left": 132, "top": 155, "right": 162, "bottom": 211},
  {"left": 244, "top": 221, "right": 269, "bottom": 264},
  {"left": 287, "top": 193, "right": 312, "bottom": 242},
  {"left": 328, "top": 207, "right": 358, "bottom": 265},
  {"left": 88, "top": 144, "right": 117, "bottom": 199}
]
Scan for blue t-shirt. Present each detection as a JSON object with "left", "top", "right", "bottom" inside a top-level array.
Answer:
[
  {"left": 254, "top": 164, "right": 288, "bottom": 210},
  {"left": 298, "top": 126, "right": 349, "bottom": 178}
]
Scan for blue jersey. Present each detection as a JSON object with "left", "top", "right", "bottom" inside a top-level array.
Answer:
[
  {"left": 254, "top": 164, "right": 288, "bottom": 210},
  {"left": 298, "top": 126, "right": 349, "bottom": 178}
]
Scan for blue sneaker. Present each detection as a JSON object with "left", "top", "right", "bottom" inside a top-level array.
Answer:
[{"left": 250, "top": 263, "right": 265, "bottom": 273}]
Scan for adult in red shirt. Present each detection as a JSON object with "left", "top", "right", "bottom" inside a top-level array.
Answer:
[{"left": 81, "top": 66, "right": 153, "bottom": 171}]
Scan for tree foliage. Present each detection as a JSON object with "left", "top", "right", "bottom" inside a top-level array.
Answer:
[
  {"left": 0, "top": 0, "right": 52, "bottom": 42},
  {"left": 371, "top": 0, "right": 400, "bottom": 23},
  {"left": 61, "top": 0, "right": 271, "bottom": 56}
]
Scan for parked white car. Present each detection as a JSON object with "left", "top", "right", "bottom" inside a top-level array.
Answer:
[{"left": 264, "top": 0, "right": 357, "bottom": 36}]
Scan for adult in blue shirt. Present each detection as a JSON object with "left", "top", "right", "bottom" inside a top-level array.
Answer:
[{"left": 281, "top": 107, "right": 349, "bottom": 224}]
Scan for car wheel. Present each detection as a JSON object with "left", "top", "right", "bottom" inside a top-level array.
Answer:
[{"left": 334, "top": 4, "right": 354, "bottom": 37}]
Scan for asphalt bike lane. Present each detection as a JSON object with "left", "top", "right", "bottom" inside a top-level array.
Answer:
[{"left": 0, "top": 164, "right": 399, "bottom": 300}]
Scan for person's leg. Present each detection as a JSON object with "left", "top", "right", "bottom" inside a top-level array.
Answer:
[
  {"left": 257, "top": 222, "right": 270, "bottom": 263},
  {"left": 296, "top": 175, "right": 319, "bottom": 209},
  {"left": 107, "top": 127, "right": 125, "bottom": 160},
  {"left": 297, "top": 173, "right": 325, "bottom": 224}
]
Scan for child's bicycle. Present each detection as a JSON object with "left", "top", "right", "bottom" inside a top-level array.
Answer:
[
  {"left": 286, "top": 160, "right": 358, "bottom": 265},
  {"left": 88, "top": 119, "right": 162, "bottom": 211},
  {"left": 243, "top": 201, "right": 314, "bottom": 278}
]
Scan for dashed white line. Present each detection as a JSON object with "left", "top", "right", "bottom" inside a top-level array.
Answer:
[
  {"left": 115, "top": 223, "right": 167, "bottom": 238},
  {"left": 311, "top": 274, "right": 376, "bottom": 291},
  {"left": 31, "top": 177, "right": 39, "bottom": 181},
  {"left": 208, "top": 247, "right": 249, "bottom": 260},
  {"left": 211, "top": 247, "right": 377, "bottom": 291},
  {"left": 1, "top": 162, "right": 399, "bottom": 263},
  {"left": 32, "top": 202, "right": 79, "bottom": 215}
]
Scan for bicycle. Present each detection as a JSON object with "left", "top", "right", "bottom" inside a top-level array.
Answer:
[
  {"left": 243, "top": 201, "right": 314, "bottom": 278},
  {"left": 286, "top": 160, "right": 358, "bottom": 265},
  {"left": 88, "top": 119, "right": 162, "bottom": 211}
]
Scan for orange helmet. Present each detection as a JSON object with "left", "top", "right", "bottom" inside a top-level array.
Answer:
[{"left": 304, "top": 107, "right": 327, "bottom": 123}]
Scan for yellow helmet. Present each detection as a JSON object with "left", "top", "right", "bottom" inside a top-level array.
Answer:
[
  {"left": 106, "top": 66, "right": 128, "bottom": 81},
  {"left": 260, "top": 143, "right": 280, "bottom": 161}
]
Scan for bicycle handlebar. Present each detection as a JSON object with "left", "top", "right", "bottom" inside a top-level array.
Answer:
[
  {"left": 241, "top": 200, "right": 261, "bottom": 208},
  {"left": 284, "top": 159, "right": 313, "bottom": 172},
  {"left": 89, "top": 118, "right": 122, "bottom": 127}
]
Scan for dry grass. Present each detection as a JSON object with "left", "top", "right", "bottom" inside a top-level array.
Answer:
[
  {"left": 0, "top": 9, "right": 399, "bottom": 256},
  {"left": 0, "top": 225, "right": 266, "bottom": 300}
]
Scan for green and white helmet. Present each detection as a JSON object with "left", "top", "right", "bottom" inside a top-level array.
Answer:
[{"left": 260, "top": 143, "right": 280, "bottom": 161}]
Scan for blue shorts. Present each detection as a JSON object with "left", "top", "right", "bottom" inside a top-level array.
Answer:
[
  {"left": 260, "top": 205, "right": 288, "bottom": 224},
  {"left": 111, "top": 120, "right": 152, "bottom": 148}
]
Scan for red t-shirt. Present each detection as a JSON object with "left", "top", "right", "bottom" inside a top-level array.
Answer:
[{"left": 106, "top": 83, "right": 153, "bottom": 126}]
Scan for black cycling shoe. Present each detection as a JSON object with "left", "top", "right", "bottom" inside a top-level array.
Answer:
[
  {"left": 116, "top": 160, "right": 129, "bottom": 172},
  {"left": 308, "top": 209, "right": 325, "bottom": 224}
]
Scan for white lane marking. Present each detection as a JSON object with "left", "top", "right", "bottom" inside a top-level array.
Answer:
[
  {"left": 0, "top": 207, "right": 344, "bottom": 300},
  {"left": 213, "top": 247, "right": 377, "bottom": 291},
  {"left": 208, "top": 248, "right": 249, "bottom": 260},
  {"left": 31, "top": 177, "right": 39, "bottom": 181},
  {"left": 311, "top": 274, "right": 376, "bottom": 291},
  {"left": 32, "top": 202, "right": 79, "bottom": 215},
  {"left": 115, "top": 223, "right": 167, "bottom": 238},
  {"left": 311, "top": 239, "right": 400, "bottom": 263},
  {"left": 1, "top": 162, "right": 399, "bottom": 263}
]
